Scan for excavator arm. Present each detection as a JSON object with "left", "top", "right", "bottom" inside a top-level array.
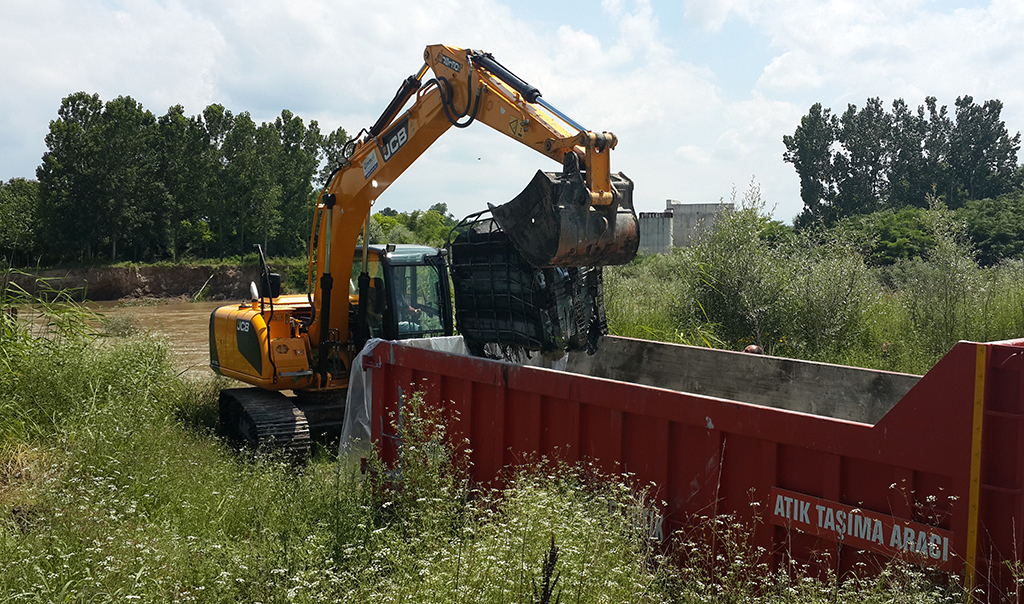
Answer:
[{"left": 308, "top": 44, "right": 638, "bottom": 387}]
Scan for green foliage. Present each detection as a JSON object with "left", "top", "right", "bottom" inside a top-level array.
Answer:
[
  {"left": 783, "top": 102, "right": 838, "bottom": 223},
  {"left": 606, "top": 186, "right": 1024, "bottom": 375},
  {"left": 948, "top": 96, "right": 1024, "bottom": 206},
  {"left": 957, "top": 190, "right": 1024, "bottom": 266},
  {"left": 0, "top": 274, "right": 970, "bottom": 602},
  {"left": 0, "top": 178, "right": 39, "bottom": 264},
  {"left": 842, "top": 207, "right": 938, "bottom": 266},
  {"left": 32, "top": 92, "right": 348, "bottom": 265},
  {"left": 0, "top": 330, "right": 669, "bottom": 602},
  {"left": 786, "top": 96, "right": 1021, "bottom": 226},
  {"left": 757, "top": 219, "right": 794, "bottom": 246},
  {"left": 369, "top": 202, "right": 457, "bottom": 247}
]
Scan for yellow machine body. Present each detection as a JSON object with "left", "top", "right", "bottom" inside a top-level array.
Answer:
[
  {"left": 209, "top": 295, "right": 316, "bottom": 391},
  {"left": 211, "top": 44, "right": 636, "bottom": 394}
]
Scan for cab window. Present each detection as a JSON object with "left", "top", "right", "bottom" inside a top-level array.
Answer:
[{"left": 391, "top": 263, "right": 445, "bottom": 336}]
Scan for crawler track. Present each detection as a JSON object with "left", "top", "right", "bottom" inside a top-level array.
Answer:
[{"left": 219, "top": 388, "right": 311, "bottom": 458}]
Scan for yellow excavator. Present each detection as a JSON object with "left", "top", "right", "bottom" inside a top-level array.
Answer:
[{"left": 209, "top": 44, "right": 638, "bottom": 455}]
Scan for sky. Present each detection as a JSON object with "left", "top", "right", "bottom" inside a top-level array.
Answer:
[{"left": 1, "top": 0, "right": 1022, "bottom": 223}]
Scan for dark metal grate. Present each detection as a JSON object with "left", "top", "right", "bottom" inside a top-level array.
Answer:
[{"left": 448, "top": 216, "right": 607, "bottom": 359}]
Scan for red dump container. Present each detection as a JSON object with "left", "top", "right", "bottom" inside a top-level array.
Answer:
[{"left": 367, "top": 335, "right": 1024, "bottom": 600}]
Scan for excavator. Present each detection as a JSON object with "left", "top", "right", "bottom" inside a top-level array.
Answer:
[{"left": 209, "top": 44, "right": 639, "bottom": 456}]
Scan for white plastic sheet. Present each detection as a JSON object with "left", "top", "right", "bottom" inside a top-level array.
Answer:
[{"left": 339, "top": 336, "right": 468, "bottom": 454}]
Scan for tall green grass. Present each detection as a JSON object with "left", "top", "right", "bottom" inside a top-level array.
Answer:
[
  {"left": 606, "top": 187, "right": 1024, "bottom": 375},
  {"left": 1, "top": 265, "right": 975, "bottom": 602},
  {"left": 0, "top": 274, "right": 669, "bottom": 602}
]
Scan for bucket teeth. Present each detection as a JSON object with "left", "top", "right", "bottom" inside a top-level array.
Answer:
[{"left": 490, "top": 164, "right": 638, "bottom": 269}]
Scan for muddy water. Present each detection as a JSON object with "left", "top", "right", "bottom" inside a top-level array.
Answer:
[{"left": 91, "top": 300, "right": 227, "bottom": 378}]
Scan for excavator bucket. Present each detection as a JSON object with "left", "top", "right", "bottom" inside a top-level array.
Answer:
[{"left": 489, "top": 159, "right": 639, "bottom": 268}]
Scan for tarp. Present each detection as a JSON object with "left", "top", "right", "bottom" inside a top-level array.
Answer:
[{"left": 339, "top": 336, "right": 467, "bottom": 454}]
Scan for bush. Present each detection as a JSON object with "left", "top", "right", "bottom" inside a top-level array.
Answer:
[
  {"left": 605, "top": 190, "right": 1024, "bottom": 374},
  {"left": 1, "top": 262, "right": 973, "bottom": 602},
  {"left": 957, "top": 190, "right": 1024, "bottom": 266},
  {"left": 841, "top": 207, "right": 938, "bottom": 267},
  {"left": 1, "top": 276, "right": 672, "bottom": 602}
]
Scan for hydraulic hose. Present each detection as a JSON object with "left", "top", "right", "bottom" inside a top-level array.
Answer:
[
  {"left": 431, "top": 77, "right": 483, "bottom": 129},
  {"left": 316, "top": 193, "right": 336, "bottom": 387},
  {"left": 254, "top": 243, "right": 278, "bottom": 382}
]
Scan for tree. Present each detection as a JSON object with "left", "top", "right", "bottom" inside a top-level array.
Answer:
[
  {"left": 317, "top": 125, "right": 350, "bottom": 185},
  {"left": 842, "top": 207, "right": 937, "bottom": 267},
  {"left": 0, "top": 178, "right": 39, "bottom": 264},
  {"left": 887, "top": 99, "right": 931, "bottom": 209},
  {"left": 946, "top": 96, "right": 1021, "bottom": 208},
  {"left": 957, "top": 191, "right": 1024, "bottom": 266},
  {"left": 158, "top": 105, "right": 219, "bottom": 260},
  {"left": 368, "top": 204, "right": 458, "bottom": 247},
  {"left": 786, "top": 96, "right": 1022, "bottom": 226},
  {"left": 833, "top": 98, "right": 891, "bottom": 217},
  {"left": 36, "top": 92, "right": 106, "bottom": 261},
  {"left": 218, "top": 113, "right": 281, "bottom": 255},
  {"left": 196, "top": 104, "right": 236, "bottom": 257},
  {"left": 270, "top": 110, "right": 323, "bottom": 256},
  {"left": 32, "top": 93, "right": 354, "bottom": 263},
  {"left": 96, "top": 95, "right": 166, "bottom": 261},
  {"left": 784, "top": 103, "right": 837, "bottom": 227}
]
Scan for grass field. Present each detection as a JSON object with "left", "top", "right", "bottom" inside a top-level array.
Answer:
[{"left": 0, "top": 266, "right": 977, "bottom": 602}]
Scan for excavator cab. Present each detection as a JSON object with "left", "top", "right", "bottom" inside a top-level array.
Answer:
[{"left": 351, "top": 245, "right": 453, "bottom": 343}]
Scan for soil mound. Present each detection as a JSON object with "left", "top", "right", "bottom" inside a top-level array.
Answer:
[{"left": 10, "top": 265, "right": 264, "bottom": 301}]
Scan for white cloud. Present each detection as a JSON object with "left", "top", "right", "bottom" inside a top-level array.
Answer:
[
  {"left": 674, "top": 144, "right": 712, "bottom": 163},
  {"left": 684, "top": 0, "right": 753, "bottom": 31},
  {"left": 758, "top": 51, "right": 823, "bottom": 90},
  {"left": 744, "top": 0, "right": 1024, "bottom": 107},
  {"left": 3, "top": 0, "right": 1024, "bottom": 225},
  {"left": 672, "top": 0, "right": 1024, "bottom": 219},
  {"left": 0, "top": 0, "right": 225, "bottom": 174}
]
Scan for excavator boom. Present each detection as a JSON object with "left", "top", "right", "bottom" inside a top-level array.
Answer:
[
  {"left": 309, "top": 45, "right": 638, "bottom": 385},
  {"left": 210, "top": 44, "right": 639, "bottom": 456}
]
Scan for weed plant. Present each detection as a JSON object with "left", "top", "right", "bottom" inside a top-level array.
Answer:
[
  {"left": 0, "top": 273, "right": 671, "bottom": 602},
  {"left": 667, "top": 513, "right": 965, "bottom": 603},
  {"left": 0, "top": 265, "right": 975, "bottom": 602},
  {"left": 606, "top": 186, "right": 1024, "bottom": 375}
]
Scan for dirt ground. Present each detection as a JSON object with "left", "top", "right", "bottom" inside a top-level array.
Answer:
[{"left": 9, "top": 265, "right": 264, "bottom": 301}]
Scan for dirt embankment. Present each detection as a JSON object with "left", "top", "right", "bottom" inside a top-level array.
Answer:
[{"left": 10, "top": 265, "right": 264, "bottom": 301}]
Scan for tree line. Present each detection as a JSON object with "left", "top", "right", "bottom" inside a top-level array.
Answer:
[
  {"left": 0, "top": 92, "right": 467, "bottom": 267},
  {"left": 784, "top": 95, "right": 1022, "bottom": 227},
  {"left": 2, "top": 92, "right": 349, "bottom": 265},
  {"left": 6, "top": 92, "right": 1024, "bottom": 268}
]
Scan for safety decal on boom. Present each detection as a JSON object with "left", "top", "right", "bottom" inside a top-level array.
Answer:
[
  {"left": 362, "top": 151, "right": 378, "bottom": 179},
  {"left": 379, "top": 117, "right": 409, "bottom": 162},
  {"left": 509, "top": 117, "right": 524, "bottom": 139},
  {"left": 769, "top": 487, "right": 954, "bottom": 570}
]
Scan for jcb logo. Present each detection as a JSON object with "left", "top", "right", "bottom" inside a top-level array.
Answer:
[
  {"left": 236, "top": 319, "right": 250, "bottom": 333},
  {"left": 380, "top": 117, "right": 409, "bottom": 162}
]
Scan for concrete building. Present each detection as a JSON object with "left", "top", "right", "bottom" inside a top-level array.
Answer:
[
  {"left": 638, "top": 200, "right": 733, "bottom": 254},
  {"left": 638, "top": 211, "right": 674, "bottom": 254}
]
